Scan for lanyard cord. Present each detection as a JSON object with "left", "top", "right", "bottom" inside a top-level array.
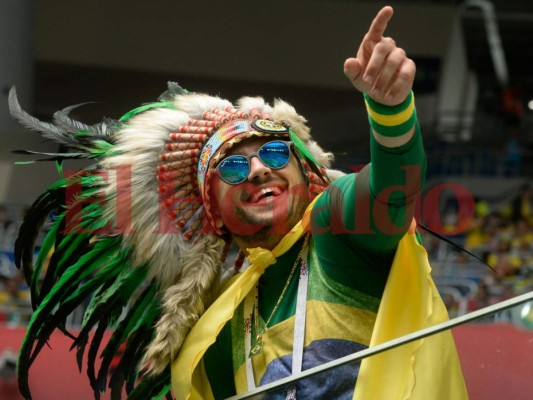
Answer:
[{"left": 244, "top": 242, "right": 310, "bottom": 391}]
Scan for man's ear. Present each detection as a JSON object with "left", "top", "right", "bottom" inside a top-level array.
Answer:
[
  {"left": 206, "top": 177, "right": 226, "bottom": 231},
  {"left": 214, "top": 212, "right": 224, "bottom": 229}
]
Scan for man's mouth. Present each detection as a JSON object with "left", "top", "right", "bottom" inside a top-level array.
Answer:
[{"left": 247, "top": 186, "right": 285, "bottom": 203}]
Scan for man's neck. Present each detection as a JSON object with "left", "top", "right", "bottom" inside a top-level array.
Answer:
[{"left": 233, "top": 233, "right": 283, "bottom": 251}]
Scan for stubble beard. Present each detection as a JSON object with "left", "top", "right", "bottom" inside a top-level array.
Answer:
[{"left": 231, "top": 191, "right": 310, "bottom": 250}]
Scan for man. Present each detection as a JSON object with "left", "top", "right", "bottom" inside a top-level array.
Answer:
[
  {"left": 170, "top": 6, "right": 467, "bottom": 400},
  {"left": 11, "top": 6, "right": 467, "bottom": 400}
]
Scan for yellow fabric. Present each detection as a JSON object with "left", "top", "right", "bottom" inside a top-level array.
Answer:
[
  {"left": 234, "top": 301, "right": 376, "bottom": 391},
  {"left": 171, "top": 198, "right": 318, "bottom": 400},
  {"left": 172, "top": 198, "right": 468, "bottom": 399},
  {"left": 353, "top": 229, "right": 468, "bottom": 400},
  {"left": 190, "top": 360, "right": 214, "bottom": 400},
  {"left": 365, "top": 94, "right": 415, "bottom": 126}
]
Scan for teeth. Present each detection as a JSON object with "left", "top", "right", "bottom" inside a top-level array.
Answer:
[{"left": 250, "top": 187, "right": 282, "bottom": 202}]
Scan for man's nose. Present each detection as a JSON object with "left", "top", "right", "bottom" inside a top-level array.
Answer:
[{"left": 248, "top": 156, "right": 271, "bottom": 181}]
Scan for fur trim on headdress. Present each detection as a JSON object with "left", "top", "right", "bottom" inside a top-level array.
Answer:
[
  {"left": 102, "top": 95, "right": 228, "bottom": 287},
  {"left": 140, "top": 234, "right": 224, "bottom": 375}
]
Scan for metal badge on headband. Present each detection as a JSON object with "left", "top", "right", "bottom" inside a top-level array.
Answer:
[{"left": 251, "top": 119, "right": 288, "bottom": 134}]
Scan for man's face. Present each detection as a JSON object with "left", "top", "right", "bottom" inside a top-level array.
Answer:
[{"left": 210, "top": 137, "right": 310, "bottom": 247}]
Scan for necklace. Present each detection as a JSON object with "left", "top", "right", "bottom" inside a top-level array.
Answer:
[{"left": 249, "top": 234, "right": 310, "bottom": 358}]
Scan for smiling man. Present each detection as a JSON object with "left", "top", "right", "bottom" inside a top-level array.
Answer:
[
  {"left": 11, "top": 5, "right": 468, "bottom": 400},
  {"left": 210, "top": 134, "right": 310, "bottom": 250},
  {"left": 168, "top": 6, "right": 467, "bottom": 400}
]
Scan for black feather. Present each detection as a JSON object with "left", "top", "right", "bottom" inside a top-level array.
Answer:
[
  {"left": 111, "top": 300, "right": 160, "bottom": 392},
  {"left": 110, "top": 371, "right": 125, "bottom": 400},
  {"left": 53, "top": 103, "right": 95, "bottom": 133},
  {"left": 158, "top": 81, "right": 188, "bottom": 101},
  {"left": 68, "top": 265, "right": 148, "bottom": 393},
  {"left": 97, "top": 284, "right": 157, "bottom": 392},
  {"left": 88, "top": 318, "right": 110, "bottom": 400},
  {"left": 74, "top": 278, "right": 116, "bottom": 373},
  {"left": 13, "top": 149, "right": 88, "bottom": 161},
  {"left": 18, "top": 241, "right": 114, "bottom": 387},
  {"left": 38, "top": 233, "right": 92, "bottom": 305},
  {"left": 127, "top": 369, "right": 172, "bottom": 400},
  {"left": 34, "top": 251, "right": 123, "bottom": 363},
  {"left": 8, "top": 86, "right": 81, "bottom": 146},
  {"left": 54, "top": 104, "right": 121, "bottom": 143},
  {"left": 14, "top": 185, "right": 66, "bottom": 304}
]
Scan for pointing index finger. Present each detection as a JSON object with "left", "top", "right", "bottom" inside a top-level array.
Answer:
[{"left": 367, "top": 6, "right": 394, "bottom": 42}]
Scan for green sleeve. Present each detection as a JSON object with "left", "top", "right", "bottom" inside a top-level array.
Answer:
[
  {"left": 203, "top": 322, "right": 236, "bottom": 399},
  {"left": 311, "top": 122, "right": 426, "bottom": 297}
]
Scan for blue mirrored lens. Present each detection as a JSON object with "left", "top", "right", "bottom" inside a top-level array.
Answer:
[
  {"left": 259, "top": 141, "right": 290, "bottom": 169},
  {"left": 217, "top": 141, "right": 291, "bottom": 185},
  {"left": 218, "top": 156, "right": 249, "bottom": 184}
]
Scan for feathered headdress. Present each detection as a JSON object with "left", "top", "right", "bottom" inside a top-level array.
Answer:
[{"left": 9, "top": 83, "right": 341, "bottom": 399}]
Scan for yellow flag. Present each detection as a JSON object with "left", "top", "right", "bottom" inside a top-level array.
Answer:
[{"left": 353, "top": 226, "right": 468, "bottom": 399}]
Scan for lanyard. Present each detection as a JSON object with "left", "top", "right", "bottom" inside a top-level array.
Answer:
[{"left": 243, "top": 244, "right": 309, "bottom": 392}]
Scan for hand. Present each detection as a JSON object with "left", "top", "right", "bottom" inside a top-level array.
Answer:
[{"left": 344, "top": 6, "right": 415, "bottom": 106}]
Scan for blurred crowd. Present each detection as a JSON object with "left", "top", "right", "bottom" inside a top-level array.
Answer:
[
  {"left": 0, "top": 206, "right": 32, "bottom": 326},
  {"left": 1, "top": 184, "right": 532, "bottom": 326},
  {"left": 422, "top": 183, "right": 533, "bottom": 321},
  {"left": 0, "top": 272, "right": 31, "bottom": 326}
]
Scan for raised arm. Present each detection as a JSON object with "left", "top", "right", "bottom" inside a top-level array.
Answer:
[
  {"left": 312, "top": 6, "right": 426, "bottom": 296},
  {"left": 343, "top": 6, "right": 416, "bottom": 148}
]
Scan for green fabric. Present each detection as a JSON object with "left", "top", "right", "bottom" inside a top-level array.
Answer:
[
  {"left": 367, "top": 109, "right": 417, "bottom": 137},
  {"left": 204, "top": 123, "right": 426, "bottom": 398},
  {"left": 364, "top": 91, "right": 413, "bottom": 115},
  {"left": 313, "top": 122, "right": 425, "bottom": 297},
  {"left": 204, "top": 322, "right": 236, "bottom": 398},
  {"left": 308, "top": 248, "right": 380, "bottom": 312}
]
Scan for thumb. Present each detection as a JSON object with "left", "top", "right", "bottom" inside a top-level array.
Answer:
[{"left": 343, "top": 57, "right": 362, "bottom": 82}]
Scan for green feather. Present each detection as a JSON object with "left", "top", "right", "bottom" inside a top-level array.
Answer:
[
  {"left": 41, "top": 245, "right": 125, "bottom": 355},
  {"left": 31, "top": 214, "right": 63, "bottom": 293},
  {"left": 118, "top": 101, "right": 174, "bottom": 122},
  {"left": 61, "top": 245, "right": 125, "bottom": 312},
  {"left": 78, "top": 266, "right": 148, "bottom": 337},
  {"left": 30, "top": 241, "right": 118, "bottom": 355},
  {"left": 32, "top": 215, "right": 61, "bottom": 259},
  {"left": 110, "top": 300, "right": 161, "bottom": 391},
  {"left": 75, "top": 278, "right": 116, "bottom": 372},
  {"left": 76, "top": 267, "right": 149, "bottom": 395},
  {"left": 89, "top": 140, "right": 118, "bottom": 157},
  {"left": 17, "top": 241, "right": 115, "bottom": 399},
  {"left": 15, "top": 183, "right": 66, "bottom": 288},
  {"left": 38, "top": 229, "right": 93, "bottom": 307},
  {"left": 127, "top": 370, "right": 171, "bottom": 400},
  {"left": 289, "top": 128, "right": 328, "bottom": 182},
  {"left": 71, "top": 264, "right": 149, "bottom": 382},
  {"left": 97, "top": 284, "right": 157, "bottom": 392},
  {"left": 289, "top": 128, "right": 320, "bottom": 166},
  {"left": 88, "top": 317, "right": 110, "bottom": 399}
]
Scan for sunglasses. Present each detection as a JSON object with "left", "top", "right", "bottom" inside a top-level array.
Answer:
[{"left": 214, "top": 140, "right": 293, "bottom": 185}]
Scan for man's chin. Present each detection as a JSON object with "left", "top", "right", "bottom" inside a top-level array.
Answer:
[{"left": 223, "top": 192, "right": 310, "bottom": 238}]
